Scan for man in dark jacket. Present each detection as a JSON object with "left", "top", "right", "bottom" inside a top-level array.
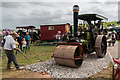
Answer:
[
  {"left": 96, "top": 20, "right": 103, "bottom": 34},
  {"left": 17, "top": 32, "right": 22, "bottom": 51}
]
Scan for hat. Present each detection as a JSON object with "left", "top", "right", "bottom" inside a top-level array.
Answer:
[
  {"left": 12, "top": 32, "right": 19, "bottom": 37},
  {"left": 7, "top": 31, "right": 10, "bottom": 34}
]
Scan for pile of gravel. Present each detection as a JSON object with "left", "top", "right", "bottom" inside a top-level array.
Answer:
[{"left": 24, "top": 53, "right": 112, "bottom": 78}]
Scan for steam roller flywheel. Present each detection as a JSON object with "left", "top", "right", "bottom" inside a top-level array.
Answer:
[
  {"left": 95, "top": 35, "right": 107, "bottom": 58},
  {"left": 53, "top": 45, "right": 83, "bottom": 67}
]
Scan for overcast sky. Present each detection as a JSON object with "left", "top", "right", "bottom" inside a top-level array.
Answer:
[{"left": 0, "top": 0, "right": 120, "bottom": 29}]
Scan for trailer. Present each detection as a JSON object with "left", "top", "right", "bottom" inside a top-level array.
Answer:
[{"left": 40, "top": 23, "right": 70, "bottom": 41}]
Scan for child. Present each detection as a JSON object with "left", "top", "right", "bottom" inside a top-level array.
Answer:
[
  {"left": 56, "top": 31, "right": 62, "bottom": 42},
  {"left": 22, "top": 38, "right": 27, "bottom": 53},
  {"left": 15, "top": 39, "right": 19, "bottom": 54}
]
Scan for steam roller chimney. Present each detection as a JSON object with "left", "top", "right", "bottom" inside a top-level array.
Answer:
[{"left": 73, "top": 5, "right": 79, "bottom": 37}]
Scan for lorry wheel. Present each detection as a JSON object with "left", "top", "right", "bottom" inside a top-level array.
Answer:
[{"left": 95, "top": 35, "right": 107, "bottom": 58}]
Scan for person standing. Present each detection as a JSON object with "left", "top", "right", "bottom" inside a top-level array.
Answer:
[
  {"left": 96, "top": 20, "right": 103, "bottom": 34},
  {"left": 24, "top": 32, "right": 31, "bottom": 50},
  {"left": 62, "top": 32, "right": 67, "bottom": 42},
  {"left": 111, "top": 31, "right": 116, "bottom": 46},
  {"left": 4, "top": 32, "right": 22, "bottom": 70},
  {"left": 103, "top": 27, "right": 108, "bottom": 35},
  {"left": 15, "top": 39, "right": 19, "bottom": 55},
  {"left": 55, "top": 31, "right": 62, "bottom": 42},
  {"left": 22, "top": 38, "right": 27, "bottom": 53},
  {"left": 17, "top": 32, "right": 23, "bottom": 51},
  {"left": 0, "top": 34, "right": 2, "bottom": 47}
]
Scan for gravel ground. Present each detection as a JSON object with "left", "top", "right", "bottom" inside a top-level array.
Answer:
[{"left": 24, "top": 42, "right": 118, "bottom": 78}]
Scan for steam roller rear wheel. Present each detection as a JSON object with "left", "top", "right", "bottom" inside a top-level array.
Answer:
[
  {"left": 54, "top": 45, "right": 83, "bottom": 67},
  {"left": 95, "top": 35, "right": 107, "bottom": 58}
]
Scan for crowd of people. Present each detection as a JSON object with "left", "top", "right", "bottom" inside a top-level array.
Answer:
[
  {"left": 54, "top": 31, "right": 71, "bottom": 42},
  {"left": 0, "top": 30, "right": 31, "bottom": 70},
  {"left": 2, "top": 32, "right": 31, "bottom": 54},
  {"left": 107, "top": 31, "right": 117, "bottom": 46}
]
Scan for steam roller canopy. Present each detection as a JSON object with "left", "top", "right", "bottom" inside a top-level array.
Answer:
[{"left": 54, "top": 45, "right": 83, "bottom": 67}]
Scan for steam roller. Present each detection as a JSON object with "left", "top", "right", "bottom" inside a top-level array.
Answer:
[{"left": 52, "top": 5, "right": 108, "bottom": 67}]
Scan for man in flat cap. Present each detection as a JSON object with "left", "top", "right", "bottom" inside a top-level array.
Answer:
[{"left": 4, "top": 32, "right": 22, "bottom": 70}]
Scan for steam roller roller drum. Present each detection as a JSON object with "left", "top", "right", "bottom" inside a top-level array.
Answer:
[{"left": 54, "top": 45, "right": 83, "bottom": 67}]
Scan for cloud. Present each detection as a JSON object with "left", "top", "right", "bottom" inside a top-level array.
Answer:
[
  {"left": 118, "top": 1, "right": 120, "bottom": 20},
  {"left": 2, "top": 2, "right": 21, "bottom": 8},
  {"left": 2, "top": 0, "right": 120, "bottom": 2},
  {"left": 1, "top": 2, "right": 118, "bottom": 29},
  {"left": 0, "top": 1, "right": 2, "bottom": 29},
  {"left": 29, "top": 2, "right": 56, "bottom": 7}
]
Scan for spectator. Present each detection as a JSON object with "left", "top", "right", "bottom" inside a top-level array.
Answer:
[
  {"left": 15, "top": 39, "right": 19, "bottom": 55},
  {"left": 62, "top": 32, "right": 67, "bottom": 42},
  {"left": 0, "top": 34, "right": 2, "bottom": 47},
  {"left": 111, "top": 31, "right": 116, "bottom": 46},
  {"left": 1, "top": 37, "right": 4, "bottom": 47},
  {"left": 3, "top": 32, "right": 8, "bottom": 45},
  {"left": 22, "top": 38, "right": 27, "bottom": 53},
  {"left": 55, "top": 31, "right": 62, "bottom": 42},
  {"left": 17, "top": 32, "right": 23, "bottom": 51},
  {"left": 4, "top": 32, "right": 22, "bottom": 70},
  {"left": 67, "top": 31, "right": 72, "bottom": 41},
  {"left": 103, "top": 27, "right": 108, "bottom": 35},
  {"left": 24, "top": 32, "right": 31, "bottom": 50}
]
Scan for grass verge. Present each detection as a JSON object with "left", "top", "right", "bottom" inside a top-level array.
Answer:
[{"left": 2, "top": 45, "right": 56, "bottom": 78}]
